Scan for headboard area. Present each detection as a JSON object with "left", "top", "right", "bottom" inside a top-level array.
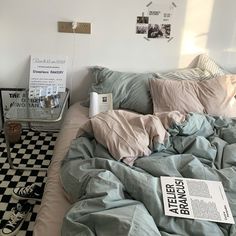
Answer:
[{"left": 83, "top": 54, "right": 235, "bottom": 118}]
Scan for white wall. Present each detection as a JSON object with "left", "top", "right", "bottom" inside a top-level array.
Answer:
[{"left": 1, "top": 0, "right": 236, "bottom": 104}]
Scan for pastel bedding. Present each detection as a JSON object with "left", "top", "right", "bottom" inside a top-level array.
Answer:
[
  {"left": 34, "top": 54, "right": 235, "bottom": 236},
  {"left": 60, "top": 110, "right": 236, "bottom": 236}
]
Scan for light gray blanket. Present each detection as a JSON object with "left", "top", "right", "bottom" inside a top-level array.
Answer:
[{"left": 60, "top": 112, "right": 236, "bottom": 236}]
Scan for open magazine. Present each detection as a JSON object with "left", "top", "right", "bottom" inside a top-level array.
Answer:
[
  {"left": 89, "top": 92, "right": 113, "bottom": 117},
  {"left": 161, "top": 176, "right": 235, "bottom": 224}
]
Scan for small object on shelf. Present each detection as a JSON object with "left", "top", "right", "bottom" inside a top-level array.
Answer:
[
  {"left": 40, "top": 94, "right": 59, "bottom": 108},
  {"left": 4, "top": 122, "right": 22, "bottom": 144}
]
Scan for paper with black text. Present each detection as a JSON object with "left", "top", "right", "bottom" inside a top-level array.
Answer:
[
  {"left": 29, "top": 55, "right": 67, "bottom": 98},
  {"left": 89, "top": 92, "right": 113, "bottom": 117},
  {"left": 161, "top": 176, "right": 234, "bottom": 224}
]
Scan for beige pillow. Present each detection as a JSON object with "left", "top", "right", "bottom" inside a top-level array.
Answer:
[
  {"left": 198, "top": 75, "right": 236, "bottom": 117},
  {"left": 149, "top": 79, "right": 205, "bottom": 114}
]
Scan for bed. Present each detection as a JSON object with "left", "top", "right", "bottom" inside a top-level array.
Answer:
[
  {"left": 33, "top": 102, "right": 89, "bottom": 236},
  {"left": 33, "top": 54, "right": 236, "bottom": 236}
]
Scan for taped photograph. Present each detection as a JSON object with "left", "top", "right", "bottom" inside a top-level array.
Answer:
[
  {"left": 136, "top": 16, "right": 149, "bottom": 24},
  {"left": 136, "top": 24, "right": 148, "bottom": 34},
  {"left": 147, "top": 24, "right": 171, "bottom": 38}
]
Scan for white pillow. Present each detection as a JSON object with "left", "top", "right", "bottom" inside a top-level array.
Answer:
[
  {"left": 156, "top": 54, "right": 226, "bottom": 81},
  {"left": 196, "top": 54, "right": 226, "bottom": 76},
  {"left": 157, "top": 68, "right": 212, "bottom": 81}
]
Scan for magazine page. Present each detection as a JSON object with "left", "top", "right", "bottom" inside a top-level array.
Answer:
[
  {"left": 29, "top": 55, "right": 67, "bottom": 98},
  {"left": 89, "top": 92, "right": 99, "bottom": 117},
  {"left": 160, "top": 176, "right": 235, "bottom": 224},
  {"left": 98, "top": 93, "right": 113, "bottom": 113},
  {"left": 89, "top": 92, "right": 113, "bottom": 117}
]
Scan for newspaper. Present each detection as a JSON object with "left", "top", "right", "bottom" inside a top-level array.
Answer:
[
  {"left": 89, "top": 92, "right": 113, "bottom": 117},
  {"left": 161, "top": 176, "right": 235, "bottom": 224}
]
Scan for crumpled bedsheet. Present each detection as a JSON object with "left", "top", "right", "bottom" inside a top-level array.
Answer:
[{"left": 60, "top": 111, "right": 236, "bottom": 236}]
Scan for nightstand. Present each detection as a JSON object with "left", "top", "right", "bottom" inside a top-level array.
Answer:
[{"left": 4, "top": 89, "right": 70, "bottom": 171}]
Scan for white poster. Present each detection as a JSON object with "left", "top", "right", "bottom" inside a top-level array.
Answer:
[
  {"left": 161, "top": 176, "right": 235, "bottom": 224},
  {"left": 136, "top": 1, "right": 176, "bottom": 40},
  {"left": 147, "top": 3, "right": 173, "bottom": 39},
  {"left": 29, "top": 55, "right": 67, "bottom": 98}
]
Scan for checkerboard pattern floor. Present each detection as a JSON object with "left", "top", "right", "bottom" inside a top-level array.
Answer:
[{"left": 0, "top": 130, "right": 58, "bottom": 236}]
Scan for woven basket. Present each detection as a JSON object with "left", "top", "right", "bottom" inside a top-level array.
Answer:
[{"left": 4, "top": 122, "right": 22, "bottom": 144}]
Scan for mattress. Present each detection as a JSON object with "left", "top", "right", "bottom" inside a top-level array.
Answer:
[{"left": 33, "top": 102, "right": 89, "bottom": 236}]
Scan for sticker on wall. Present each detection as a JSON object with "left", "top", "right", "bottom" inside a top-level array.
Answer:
[{"left": 136, "top": 1, "right": 177, "bottom": 42}]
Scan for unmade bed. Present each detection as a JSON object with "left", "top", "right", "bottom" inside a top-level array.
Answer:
[
  {"left": 34, "top": 55, "right": 236, "bottom": 235},
  {"left": 60, "top": 109, "right": 236, "bottom": 236}
]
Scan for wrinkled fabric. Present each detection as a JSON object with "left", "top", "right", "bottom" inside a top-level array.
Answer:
[
  {"left": 77, "top": 110, "right": 171, "bottom": 165},
  {"left": 61, "top": 112, "right": 236, "bottom": 236}
]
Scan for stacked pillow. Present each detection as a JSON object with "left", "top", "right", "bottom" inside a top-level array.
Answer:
[
  {"left": 149, "top": 79, "right": 205, "bottom": 114},
  {"left": 199, "top": 75, "right": 236, "bottom": 116},
  {"left": 85, "top": 54, "right": 233, "bottom": 117},
  {"left": 150, "top": 54, "right": 235, "bottom": 117},
  {"left": 156, "top": 54, "right": 226, "bottom": 80},
  {"left": 156, "top": 67, "right": 213, "bottom": 81},
  {"left": 149, "top": 75, "right": 236, "bottom": 117},
  {"left": 195, "top": 53, "right": 226, "bottom": 76}
]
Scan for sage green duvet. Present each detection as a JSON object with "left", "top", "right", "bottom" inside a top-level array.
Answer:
[{"left": 60, "top": 112, "right": 236, "bottom": 236}]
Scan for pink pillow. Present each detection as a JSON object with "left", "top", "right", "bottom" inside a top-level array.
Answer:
[
  {"left": 149, "top": 79, "right": 205, "bottom": 114},
  {"left": 198, "top": 75, "right": 236, "bottom": 117}
]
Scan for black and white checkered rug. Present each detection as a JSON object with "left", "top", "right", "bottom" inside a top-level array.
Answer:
[{"left": 0, "top": 130, "right": 58, "bottom": 236}]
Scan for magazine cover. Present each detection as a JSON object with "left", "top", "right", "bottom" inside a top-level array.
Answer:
[
  {"left": 161, "top": 176, "right": 235, "bottom": 224},
  {"left": 89, "top": 92, "right": 113, "bottom": 117}
]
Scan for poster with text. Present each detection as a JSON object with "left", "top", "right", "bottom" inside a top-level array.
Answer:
[
  {"left": 147, "top": 3, "right": 173, "bottom": 39},
  {"left": 29, "top": 55, "right": 67, "bottom": 98},
  {"left": 161, "top": 176, "right": 235, "bottom": 224}
]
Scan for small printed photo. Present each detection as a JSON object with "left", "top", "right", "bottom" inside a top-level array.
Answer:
[
  {"left": 148, "top": 24, "right": 163, "bottom": 38},
  {"left": 147, "top": 24, "right": 171, "bottom": 39},
  {"left": 161, "top": 24, "right": 171, "bottom": 38},
  {"left": 136, "top": 24, "right": 148, "bottom": 34},
  {"left": 102, "top": 96, "right": 107, "bottom": 102},
  {"left": 137, "top": 16, "right": 149, "bottom": 24}
]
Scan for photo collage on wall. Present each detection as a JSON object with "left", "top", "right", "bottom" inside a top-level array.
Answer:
[{"left": 136, "top": 2, "right": 175, "bottom": 40}]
